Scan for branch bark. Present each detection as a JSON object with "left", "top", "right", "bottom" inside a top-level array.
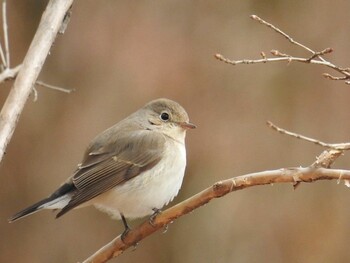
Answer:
[
  {"left": 0, "top": 0, "right": 74, "bottom": 163},
  {"left": 82, "top": 123, "right": 349, "bottom": 262},
  {"left": 82, "top": 166, "right": 350, "bottom": 263}
]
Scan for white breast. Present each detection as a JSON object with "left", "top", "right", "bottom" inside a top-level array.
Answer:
[{"left": 92, "top": 139, "right": 187, "bottom": 220}]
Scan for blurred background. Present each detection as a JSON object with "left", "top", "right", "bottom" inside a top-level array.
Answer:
[{"left": 1, "top": 1, "right": 350, "bottom": 262}]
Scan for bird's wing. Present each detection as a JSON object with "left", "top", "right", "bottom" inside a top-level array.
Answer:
[{"left": 56, "top": 130, "right": 165, "bottom": 217}]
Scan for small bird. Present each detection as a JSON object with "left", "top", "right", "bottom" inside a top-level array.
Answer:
[{"left": 9, "top": 98, "right": 195, "bottom": 235}]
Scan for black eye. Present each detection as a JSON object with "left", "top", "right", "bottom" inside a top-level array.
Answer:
[{"left": 160, "top": 112, "right": 170, "bottom": 121}]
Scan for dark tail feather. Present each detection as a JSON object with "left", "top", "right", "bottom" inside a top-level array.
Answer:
[
  {"left": 8, "top": 197, "right": 54, "bottom": 223},
  {"left": 8, "top": 181, "right": 76, "bottom": 223}
]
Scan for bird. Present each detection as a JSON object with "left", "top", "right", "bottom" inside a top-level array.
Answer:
[{"left": 9, "top": 98, "right": 195, "bottom": 236}]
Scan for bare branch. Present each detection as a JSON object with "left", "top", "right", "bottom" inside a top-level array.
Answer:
[
  {"left": 82, "top": 166, "right": 350, "bottom": 263},
  {"left": 267, "top": 121, "right": 350, "bottom": 151},
  {"left": 81, "top": 117, "right": 350, "bottom": 262},
  {"left": 0, "top": 0, "right": 74, "bottom": 163},
  {"left": 250, "top": 15, "right": 317, "bottom": 56},
  {"left": 306, "top": 47, "right": 333, "bottom": 62},
  {"left": 216, "top": 15, "right": 350, "bottom": 84},
  {"left": 215, "top": 53, "right": 331, "bottom": 67}
]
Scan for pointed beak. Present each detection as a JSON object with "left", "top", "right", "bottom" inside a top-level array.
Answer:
[{"left": 179, "top": 121, "right": 196, "bottom": 130}]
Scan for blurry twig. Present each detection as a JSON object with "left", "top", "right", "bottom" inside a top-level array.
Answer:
[
  {"left": 215, "top": 15, "right": 350, "bottom": 85},
  {"left": 1, "top": 0, "right": 9, "bottom": 68},
  {"left": 0, "top": 0, "right": 22, "bottom": 83},
  {"left": 32, "top": 81, "right": 75, "bottom": 101},
  {"left": 35, "top": 80, "right": 75, "bottom": 94}
]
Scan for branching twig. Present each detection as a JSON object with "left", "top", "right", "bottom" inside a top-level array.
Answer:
[
  {"left": 267, "top": 121, "right": 344, "bottom": 187},
  {"left": 0, "top": 2, "right": 75, "bottom": 93},
  {"left": 31, "top": 80, "right": 75, "bottom": 101},
  {"left": 0, "top": 64, "right": 21, "bottom": 82},
  {"left": 0, "top": 0, "right": 20, "bottom": 81},
  {"left": 0, "top": 0, "right": 74, "bottom": 163},
  {"left": 250, "top": 15, "right": 321, "bottom": 59},
  {"left": 215, "top": 15, "right": 350, "bottom": 84},
  {"left": 0, "top": 2, "right": 23, "bottom": 83}
]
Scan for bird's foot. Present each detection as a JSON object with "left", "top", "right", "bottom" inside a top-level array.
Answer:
[
  {"left": 120, "top": 213, "right": 131, "bottom": 242},
  {"left": 121, "top": 226, "right": 130, "bottom": 242},
  {"left": 149, "top": 208, "right": 162, "bottom": 227}
]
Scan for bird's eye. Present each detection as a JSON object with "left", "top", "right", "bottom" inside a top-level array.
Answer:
[{"left": 160, "top": 112, "right": 170, "bottom": 121}]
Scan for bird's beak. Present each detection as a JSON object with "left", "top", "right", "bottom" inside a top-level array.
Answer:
[{"left": 179, "top": 121, "right": 196, "bottom": 130}]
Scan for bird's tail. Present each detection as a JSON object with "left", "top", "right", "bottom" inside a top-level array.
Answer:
[
  {"left": 8, "top": 194, "right": 71, "bottom": 223},
  {"left": 8, "top": 181, "right": 75, "bottom": 223}
]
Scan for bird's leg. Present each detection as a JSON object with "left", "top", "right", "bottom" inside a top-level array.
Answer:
[
  {"left": 149, "top": 208, "right": 162, "bottom": 227},
  {"left": 120, "top": 213, "right": 131, "bottom": 241},
  {"left": 120, "top": 213, "right": 139, "bottom": 249}
]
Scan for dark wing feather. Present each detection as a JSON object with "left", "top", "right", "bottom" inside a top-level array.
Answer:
[{"left": 56, "top": 130, "right": 165, "bottom": 217}]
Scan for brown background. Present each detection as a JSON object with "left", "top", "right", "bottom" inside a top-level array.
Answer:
[{"left": 2, "top": 1, "right": 350, "bottom": 262}]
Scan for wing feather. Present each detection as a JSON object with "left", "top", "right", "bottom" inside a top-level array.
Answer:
[{"left": 56, "top": 130, "right": 165, "bottom": 217}]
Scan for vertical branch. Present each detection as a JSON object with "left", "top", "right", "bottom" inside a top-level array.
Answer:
[
  {"left": 0, "top": 0, "right": 7, "bottom": 68},
  {"left": 2, "top": 0, "right": 9, "bottom": 68},
  {"left": 0, "top": 0, "right": 74, "bottom": 163}
]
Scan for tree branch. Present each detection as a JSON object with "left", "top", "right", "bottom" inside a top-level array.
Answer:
[
  {"left": 82, "top": 166, "right": 350, "bottom": 263},
  {"left": 215, "top": 15, "right": 350, "bottom": 84},
  {"left": 82, "top": 122, "right": 350, "bottom": 262},
  {"left": 0, "top": 0, "right": 74, "bottom": 163}
]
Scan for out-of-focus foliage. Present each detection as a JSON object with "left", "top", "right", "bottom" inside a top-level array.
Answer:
[{"left": 2, "top": 1, "right": 350, "bottom": 262}]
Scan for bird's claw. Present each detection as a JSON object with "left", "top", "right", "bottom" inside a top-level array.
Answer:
[
  {"left": 149, "top": 208, "right": 162, "bottom": 227},
  {"left": 121, "top": 226, "right": 130, "bottom": 242}
]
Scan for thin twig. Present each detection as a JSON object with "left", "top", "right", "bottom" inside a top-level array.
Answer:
[
  {"left": 267, "top": 121, "right": 350, "bottom": 150},
  {"left": 2, "top": 0, "right": 9, "bottom": 68},
  {"left": 250, "top": 15, "right": 319, "bottom": 59},
  {"left": 323, "top": 73, "right": 347, "bottom": 81},
  {"left": 215, "top": 53, "right": 331, "bottom": 67},
  {"left": 0, "top": 0, "right": 7, "bottom": 68},
  {"left": 32, "top": 86, "right": 38, "bottom": 102},
  {"left": 0, "top": 40, "right": 5, "bottom": 68},
  {"left": 306, "top": 47, "right": 333, "bottom": 62},
  {"left": 36, "top": 80, "right": 75, "bottom": 94}
]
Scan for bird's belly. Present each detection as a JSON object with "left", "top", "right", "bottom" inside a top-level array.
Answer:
[{"left": 92, "top": 142, "right": 187, "bottom": 220}]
